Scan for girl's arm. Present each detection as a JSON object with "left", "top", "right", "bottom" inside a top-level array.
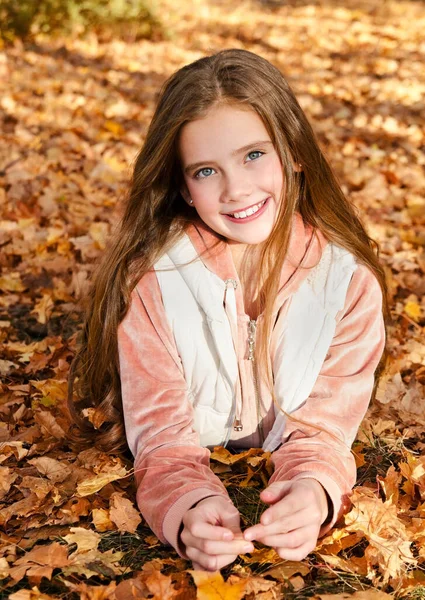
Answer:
[
  {"left": 118, "top": 271, "right": 232, "bottom": 556},
  {"left": 267, "top": 263, "right": 385, "bottom": 534}
]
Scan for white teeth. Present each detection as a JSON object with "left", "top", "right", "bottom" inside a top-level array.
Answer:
[{"left": 230, "top": 199, "right": 266, "bottom": 220}]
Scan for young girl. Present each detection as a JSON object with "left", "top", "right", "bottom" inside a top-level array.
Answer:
[{"left": 69, "top": 49, "right": 386, "bottom": 572}]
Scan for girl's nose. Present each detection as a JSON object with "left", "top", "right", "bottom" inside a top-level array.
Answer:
[{"left": 221, "top": 169, "right": 253, "bottom": 203}]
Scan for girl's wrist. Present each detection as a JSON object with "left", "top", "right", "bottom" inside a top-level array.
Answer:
[{"left": 301, "top": 478, "right": 331, "bottom": 524}]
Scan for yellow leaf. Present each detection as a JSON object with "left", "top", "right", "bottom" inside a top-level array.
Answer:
[
  {"left": 92, "top": 508, "right": 115, "bottom": 532},
  {"left": 190, "top": 570, "right": 246, "bottom": 600},
  {"left": 31, "top": 294, "right": 54, "bottom": 325},
  {"left": 103, "top": 120, "right": 125, "bottom": 136},
  {"left": 64, "top": 527, "right": 100, "bottom": 553},
  {"left": 404, "top": 300, "right": 422, "bottom": 321},
  {"left": 0, "top": 272, "right": 25, "bottom": 292},
  {"left": 89, "top": 222, "right": 109, "bottom": 250},
  {"left": 76, "top": 466, "right": 128, "bottom": 497}
]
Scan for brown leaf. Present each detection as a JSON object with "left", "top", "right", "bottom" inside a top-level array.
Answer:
[
  {"left": 31, "top": 293, "right": 54, "bottom": 324},
  {"left": 0, "top": 466, "right": 18, "bottom": 500},
  {"left": 33, "top": 410, "right": 66, "bottom": 439},
  {"left": 109, "top": 492, "right": 142, "bottom": 533},
  {"left": 0, "top": 493, "right": 40, "bottom": 526},
  {"left": 9, "top": 588, "right": 57, "bottom": 599},
  {"left": 9, "top": 542, "right": 69, "bottom": 583},
  {"left": 263, "top": 560, "right": 310, "bottom": 581},
  {"left": 28, "top": 457, "right": 72, "bottom": 483},
  {"left": 315, "top": 592, "right": 393, "bottom": 600}
]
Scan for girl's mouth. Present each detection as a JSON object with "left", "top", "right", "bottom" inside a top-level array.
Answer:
[{"left": 224, "top": 197, "right": 270, "bottom": 223}]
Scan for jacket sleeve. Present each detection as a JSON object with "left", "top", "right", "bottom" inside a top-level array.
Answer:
[
  {"left": 117, "top": 271, "right": 232, "bottom": 556},
  {"left": 269, "top": 264, "right": 385, "bottom": 534}
]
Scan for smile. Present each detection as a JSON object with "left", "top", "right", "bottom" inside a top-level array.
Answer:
[{"left": 224, "top": 198, "right": 270, "bottom": 223}]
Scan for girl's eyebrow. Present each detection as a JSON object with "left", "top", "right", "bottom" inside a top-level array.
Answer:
[{"left": 184, "top": 140, "right": 273, "bottom": 173}]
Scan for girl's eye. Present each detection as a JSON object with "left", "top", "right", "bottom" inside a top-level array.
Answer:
[
  {"left": 246, "top": 150, "right": 264, "bottom": 161},
  {"left": 194, "top": 167, "right": 215, "bottom": 179}
]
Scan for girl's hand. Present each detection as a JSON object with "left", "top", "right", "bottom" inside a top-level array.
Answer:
[
  {"left": 243, "top": 479, "right": 329, "bottom": 561},
  {"left": 181, "top": 496, "right": 254, "bottom": 571}
]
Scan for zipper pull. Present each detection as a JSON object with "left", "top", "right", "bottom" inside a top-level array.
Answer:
[
  {"left": 225, "top": 278, "right": 238, "bottom": 289},
  {"left": 233, "top": 418, "right": 243, "bottom": 431},
  {"left": 247, "top": 319, "right": 256, "bottom": 361}
]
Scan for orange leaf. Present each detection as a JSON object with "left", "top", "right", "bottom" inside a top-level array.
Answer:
[{"left": 190, "top": 570, "right": 246, "bottom": 600}]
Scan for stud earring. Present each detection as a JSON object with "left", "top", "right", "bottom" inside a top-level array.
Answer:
[{"left": 188, "top": 199, "right": 194, "bottom": 205}]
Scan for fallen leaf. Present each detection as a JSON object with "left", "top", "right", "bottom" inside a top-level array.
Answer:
[
  {"left": 263, "top": 560, "right": 310, "bottom": 580},
  {"left": 109, "top": 492, "right": 142, "bottom": 533},
  {"left": 190, "top": 570, "right": 247, "bottom": 600},
  {"left": 28, "top": 457, "right": 72, "bottom": 483},
  {"left": 9, "top": 588, "right": 57, "bottom": 599},
  {"left": 64, "top": 527, "right": 100, "bottom": 553},
  {"left": 92, "top": 508, "right": 115, "bottom": 532},
  {"left": 145, "top": 569, "right": 180, "bottom": 599},
  {"left": 9, "top": 542, "right": 69, "bottom": 583},
  {"left": 76, "top": 466, "right": 129, "bottom": 497}
]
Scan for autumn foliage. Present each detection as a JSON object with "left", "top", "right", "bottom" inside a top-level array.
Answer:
[{"left": 1, "top": 0, "right": 425, "bottom": 598}]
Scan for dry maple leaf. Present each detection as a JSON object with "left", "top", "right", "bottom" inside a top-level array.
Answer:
[
  {"left": 8, "top": 542, "right": 69, "bottom": 583},
  {"left": 64, "top": 527, "right": 101, "bottom": 553},
  {"left": 8, "top": 587, "right": 57, "bottom": 599},
  {"left": 33, "top": 410, "right": 66, "bottom": 440},
  {"left": 144, "top": 569, "right": 180, "bottom": 599},
  {"left": 109, "top": 492, "right": 142, "bottom": 533},
  {"left": 189, "top": 570, "right": 247, "bottom": 600},
  {"left": 65, "top": 580, "right": 117, "bottom": 600},
  {"left": 28, "top": 456, "right": 72, "bottom": 483},
  {"left": 344, "top": 487, "right": 416, "bottom": 583}
]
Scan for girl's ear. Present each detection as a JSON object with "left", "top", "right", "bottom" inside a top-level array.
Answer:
[{"left": 180, "top": 184, "right": 194, "bottom": 206}]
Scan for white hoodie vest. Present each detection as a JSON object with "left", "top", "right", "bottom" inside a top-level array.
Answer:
[{"left": 155, "top": 234, "right": 357, "bottom": 453}]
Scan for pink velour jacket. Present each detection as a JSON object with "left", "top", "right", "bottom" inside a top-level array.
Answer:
[{"left": 118, "top": 213, "right": 385, "bottom": 556}]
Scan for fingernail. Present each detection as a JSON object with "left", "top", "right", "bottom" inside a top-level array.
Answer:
[
  {"left": 244, "top": 532, "right": 253, "bottom": 541},
  {"left": 243, "top": 544, "right": 254, "bottom": 553},
  {"left": 223, "top": 532, "right": 233, "bottom": 541}
]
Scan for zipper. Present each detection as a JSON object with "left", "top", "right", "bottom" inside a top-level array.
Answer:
[
  {"left": 223, "top": 278, "right": 241, "bottom": 442},
  {"left": 247, "top": 319, "right": 264, "bottom": 444}
]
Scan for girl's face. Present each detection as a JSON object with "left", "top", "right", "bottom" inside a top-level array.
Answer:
[{"left": 178, "top": 104, "right": 285, "bottom": 251}]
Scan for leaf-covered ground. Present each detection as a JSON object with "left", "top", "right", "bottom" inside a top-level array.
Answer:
[{"left": 1, "top": 0, "right": 425, "bottom": 598}]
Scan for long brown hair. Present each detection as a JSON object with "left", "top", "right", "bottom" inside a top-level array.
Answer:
[{"left": 68, "top": 49, "right": 387, "bottom": 453}]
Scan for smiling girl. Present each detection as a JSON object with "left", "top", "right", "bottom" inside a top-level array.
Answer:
[{"left": 69, "top": 49, "right": 386, "bottom": 571}]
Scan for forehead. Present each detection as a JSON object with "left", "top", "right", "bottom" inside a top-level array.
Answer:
[{"left": 178, "top": 104, "right": 270, "bottom": 162}]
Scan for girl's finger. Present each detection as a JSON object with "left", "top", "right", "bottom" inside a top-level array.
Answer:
[
  {"left": 253, "top": 525, "right": 318, "bottom": 550},
  {"left": 186, "top": 546, "right": 239, "bottom": 571},
  {"left": 184, "top": 521, "right": 236, "bottom": 542},
  {"left": 275, "top": 542, "right": 317, "bottom": 562},
  {"left": 244, "top": 507, "right": 312, "bottom": 541},
  {"left": 183, "top": 529, "right": 254, "bottom": 556}
]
